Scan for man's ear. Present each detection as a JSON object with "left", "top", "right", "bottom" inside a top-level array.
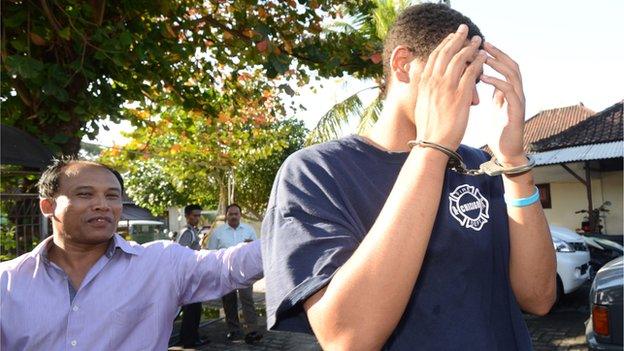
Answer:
[
  {"left": 40, "top": 198, "right": 56, "bottom": 218},
  {"left": 390, "top": 46, "right": 415, "bottom": 83}
]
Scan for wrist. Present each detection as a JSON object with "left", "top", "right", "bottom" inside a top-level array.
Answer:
[
  {"left": 496, "top": 155, "right": 529, "bottom": 168},
  {"left": 502, "top": 172, "right": 536, "bottom": 198}
]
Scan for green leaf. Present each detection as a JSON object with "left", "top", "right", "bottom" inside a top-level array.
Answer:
[
  {"left": 269, "top": 55, "right": 289, "bottom": 75},
  {"left": 51, "top": 134, "right": 70, "bottom": 143},
  {"left": 10, "top": 39, "right": 28, "bottom": 52},
  {"left": 119, "top": 31, "right": 132, "bottom": 47},
  {"left": 58, "top": 27, "right": 71, "bottom": 40},
  {"left": 3, "top": 11, "right": 27, "bottom": 28},
  {"left": 5, "top": 56, "right": 44, "bottom": 79}
]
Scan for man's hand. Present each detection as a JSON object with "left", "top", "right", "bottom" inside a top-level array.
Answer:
[
  {"left": 414, "top": 24, "right": 486, "bottom": 150},
  {"left": 480, "top": 42, "right": 527, "bottom": 167}
]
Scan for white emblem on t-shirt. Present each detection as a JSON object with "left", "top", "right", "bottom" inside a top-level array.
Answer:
[{"left": 449, "top": 184, "right": 489, "bottom": 231}]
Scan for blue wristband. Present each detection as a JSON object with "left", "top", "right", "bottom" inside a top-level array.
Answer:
[{"left": 504, "top": 186, "right": 540, "bottom": 207}]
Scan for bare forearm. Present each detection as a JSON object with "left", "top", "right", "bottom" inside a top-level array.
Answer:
[
  {"left": 305, "top": 149, "right": 447, "bottom": 350},
  {"left": 504, "top": 171, "right": 557, "bottom": 315}
]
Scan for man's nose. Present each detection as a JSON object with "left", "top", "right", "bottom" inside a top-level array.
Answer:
[{"left": 92, "top": 195, "right": 111, "bottom": 211}]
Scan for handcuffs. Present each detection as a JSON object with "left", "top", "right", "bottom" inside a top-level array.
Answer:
[{"left": 407, "top": 140, "right": 535, "bottom": 176}]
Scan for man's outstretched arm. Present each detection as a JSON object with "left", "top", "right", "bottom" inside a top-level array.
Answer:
[{"left": 303, "top": 25, "right": 487, "bottom": 350}]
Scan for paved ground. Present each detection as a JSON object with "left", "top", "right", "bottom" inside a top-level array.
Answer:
[
  {"left": 526, "top": 282, "right": 591, "bottom": 351},
  {"left": 169, "top": 281, "right": 591, "bottom": 350}
]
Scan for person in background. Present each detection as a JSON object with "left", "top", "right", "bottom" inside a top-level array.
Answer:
[
  {"left": 176, "top": 204, "right": 208, "bottom": 347},
  {"left": 209, "top": 203, "right": 262, "bottom": 344}
]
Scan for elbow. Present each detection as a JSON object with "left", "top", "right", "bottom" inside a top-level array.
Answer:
[
  {"left": 517, "top": 280, "right": 557, "bottom": 316},
  {"left": 316, "top": 332, "right": 385, "bottom": 351}
]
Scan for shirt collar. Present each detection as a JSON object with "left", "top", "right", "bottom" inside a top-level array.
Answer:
[
  {"left": 227, "top": 223, "right": 241, "bottom": 230},
  {"left": 28, "top": 233, "right": 140, "bottom": 262}
]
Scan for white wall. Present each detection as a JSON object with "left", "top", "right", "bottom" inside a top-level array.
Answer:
[
  {"left": 535, "top": 165, "right": 622, "bottom": 235},
  {"left": 600, "top": 171, "right": 623, "bottom": 235}
]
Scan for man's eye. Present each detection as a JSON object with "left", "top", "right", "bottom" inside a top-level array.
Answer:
[
  {"left": 106, "top": 194, "right": 120, "bottom": 199},
  {"left": 77, "top": 193, "right": 92, "bottom": 197}
]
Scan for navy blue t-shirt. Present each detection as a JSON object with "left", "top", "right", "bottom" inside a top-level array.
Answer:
[{"left": 261, "top": 135, "right": 532, "bottom": 350}]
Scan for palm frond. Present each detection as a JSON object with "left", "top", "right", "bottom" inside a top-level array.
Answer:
[
  {"left": 323, "top": 13, "right": 368, "bottom": 34},
  {"left": 306, "top": 86, "right": 381, "bottom": 146},
  {"left": 306, "top": 93, "right": 364, "bottom": 146},
  {"left": 357, "top": 94, "right": 383, "bottom": 134}
]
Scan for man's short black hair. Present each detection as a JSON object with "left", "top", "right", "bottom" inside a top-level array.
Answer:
[
  {"left": 382, "top": 3, "right": 483, "bottom": 87},
  {"left": 225, "top": 203, "right": 241, "bottom": 214},
  {"left": 184, "top": 204, "right": 202, "bottom": 216},
  {"left": 38, "top": 156, "right": 124, "bottom": 198}
]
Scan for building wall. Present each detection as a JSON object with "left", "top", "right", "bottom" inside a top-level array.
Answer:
[
  {"left": 540, "top": 171, "right": 622, "bottom": 235},
  {"left": 600, "top": 171, "right": 623, "bottom": 235}
]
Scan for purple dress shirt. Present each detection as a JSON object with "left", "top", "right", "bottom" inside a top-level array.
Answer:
[{"left": 0, "top": 234, "right": 263, "bottom": 350}]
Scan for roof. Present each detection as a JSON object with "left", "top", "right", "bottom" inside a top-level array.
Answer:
[
  {"left": 522, "top": 103, "right": 596, "bottom": 151},
  {"left": 1, "top": 125, "right": 54, "bottom": 169},
  {"left": 482, "top": 103, "right": 595, "bottom": 154},
  {"left": 531, "top": 101, "right": 623, "bottom": 152},
  {"left": 532, "top": 141, "right": 623, "bottom": 166},
  {"left": 120, "top": 203, "right": 159, "bottom": 221}
]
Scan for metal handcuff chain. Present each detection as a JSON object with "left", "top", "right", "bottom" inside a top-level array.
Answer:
[{"left": 407, "top": 140, "right": 535, "bottom": 176}]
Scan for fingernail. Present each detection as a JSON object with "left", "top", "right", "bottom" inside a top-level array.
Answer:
[
  {"left": 471, "top": 35, "right": 480, "bottom": 43},
  {"left": 458, "top": 24, "right": 468, "bottom": 32}
]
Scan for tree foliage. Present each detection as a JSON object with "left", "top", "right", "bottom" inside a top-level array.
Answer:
[
  {"left": 1, "top": 0, "right": 378, "bottom": 154},
  {"left": 100, "top": 96, "right": 307, "bottom": 220}
]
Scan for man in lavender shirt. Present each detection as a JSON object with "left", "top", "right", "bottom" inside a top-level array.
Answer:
[{"left": 0, "top": 158, "right": 263, "bottom": 350}]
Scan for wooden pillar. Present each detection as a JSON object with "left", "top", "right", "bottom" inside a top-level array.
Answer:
[{"left": 584, "top": 161, "right": 595, "bottom": 232}]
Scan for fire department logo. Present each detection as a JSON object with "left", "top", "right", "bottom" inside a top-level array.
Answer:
[{"left": 449, "top": 184, "right": 489, "bottom": 231}]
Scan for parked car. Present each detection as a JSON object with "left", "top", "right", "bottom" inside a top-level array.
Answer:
[
  {"left": 551, "top": 225, "right": 591, "bottom": 301},
  {"left": 585, "top": 256, "right": 623, "bottom": 350},
  {"left": 582, "top": 235, "right": 624, "bottom": 279},
  {"left": 117, "top": 220, "right": 169, "bottom": 244}
]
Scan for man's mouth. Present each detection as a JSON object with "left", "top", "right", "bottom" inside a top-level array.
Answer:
[{"left": 87, "top": 216, "right": 113, "bottom": 224}]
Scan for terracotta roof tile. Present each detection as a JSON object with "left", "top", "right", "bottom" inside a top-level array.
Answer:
[
  {"left": 482, "top": 103, "right": 595, "bottom": 154},
  {"left": 531, "top": 101, "right": 623, "bottom": 152}
]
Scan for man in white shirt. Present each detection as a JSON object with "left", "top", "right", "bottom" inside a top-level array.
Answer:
[{"left": 209, "top": 204, "right": 261, "bottom": 344}]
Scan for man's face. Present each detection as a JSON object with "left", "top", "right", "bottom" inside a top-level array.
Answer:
[
  {"left": 186, "top": 210, "right": 202, "bottom": 227},
  {"left": 226, "top": 206, "right": 241, "bottom": 228},
  {"left": 42, "top": 163, "right": 123, "bottom": 245}
]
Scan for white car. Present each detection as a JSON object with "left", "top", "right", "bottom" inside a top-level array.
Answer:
[{"left": 550, "top": 225, "right": 591, "bottom": 300}]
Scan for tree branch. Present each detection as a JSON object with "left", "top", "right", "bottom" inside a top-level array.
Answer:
[{"left": 39, "top": 0, "right": 62, "bottom": 32}]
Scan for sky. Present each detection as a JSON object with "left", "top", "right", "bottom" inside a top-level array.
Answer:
[{"left": 92, "top": 0, "right": 623, "bottom": 148}]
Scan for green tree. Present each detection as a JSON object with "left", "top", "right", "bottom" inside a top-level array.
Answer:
[
  {"left": 101, "top": 95, "right": 306, "bottom": 220},
  {"left": 1, "top": 0, "right": 376, "bottom": 155}
]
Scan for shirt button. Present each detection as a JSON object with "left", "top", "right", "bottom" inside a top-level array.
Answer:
[
  {"left": 72, "top": 305, "right": 79, "bottom": 312},
  {"left": 70, "top": 340, "right": 77, "bottom": 347}
]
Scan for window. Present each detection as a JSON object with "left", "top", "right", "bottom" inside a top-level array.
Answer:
[{"left": 536, "top": 183, "right": 551, "bottom": 209}]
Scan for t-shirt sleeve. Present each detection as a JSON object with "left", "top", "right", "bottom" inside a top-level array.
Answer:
[{"left": 261, "top": 150, "right": 361, "bottom": 333}]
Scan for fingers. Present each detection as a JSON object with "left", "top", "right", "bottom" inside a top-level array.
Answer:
[
  {"left": 445, "top": 35, "right": 482, "bottom": 85},
  {"left": 421, "top": 32, "right": 455, "bottom": 80},
  {"left": 431, "top": 24, "right": 471, "bottom": 77},
  {"left": 483, "top": 42, "right": 524, "bottom": 99},
  {"left": 479, "top": 74, "right": 523, "bottom": 115},
  {"left": 458, "top": 50, "right": 487, "bottom": 96}
]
